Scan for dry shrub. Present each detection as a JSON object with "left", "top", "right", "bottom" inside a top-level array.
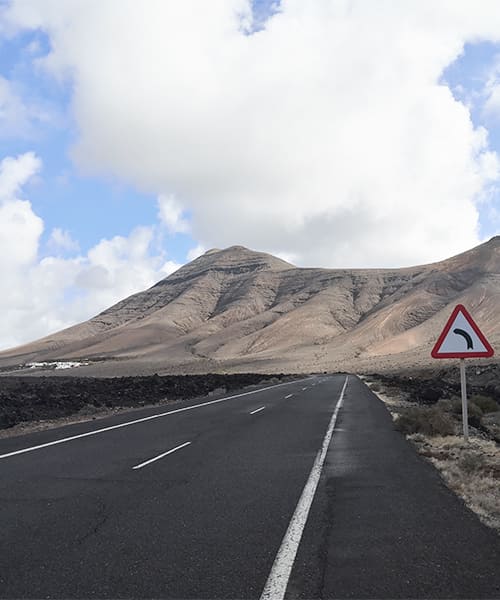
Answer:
[
  {"left": 458, "top": 451, "right": 486, "bottom": 474},
  {"left": 450, "top": 397, "right": 483, "bottom": 427},
  {"left": 395, "top": 406, "right": 455, "bottom": 436},
  {"left": 481, "top": 412, "right": 500, "bottom": 443},
  {"left": 470, "top": 394, "right": 499, "bottom": 414}
]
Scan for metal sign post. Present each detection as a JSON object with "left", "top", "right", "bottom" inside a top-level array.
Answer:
[
  {"left": 459, "top": 359, "right": 468, "bottom": 441},
  {"left": 431, "top": 304, "right": 494, "bottom": 441}
]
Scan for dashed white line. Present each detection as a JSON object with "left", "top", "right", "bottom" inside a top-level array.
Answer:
[
  {"left": 302, "top": 387, "right": 307, "bottom": 391},
  {"left": 132, "top": 441, "right": 191, "bottom": 470},
  {"left": 260, "top": 376, "right": 349, "bottom": 600},
  {"left": 250, "top": 406, "right": 266, "bottom": 415},
  {"left": 0, "top": 378, "right": 310, "bottom": 461},
  {"left": 285, "top": 394, "right": 293, "bottom": 399}
]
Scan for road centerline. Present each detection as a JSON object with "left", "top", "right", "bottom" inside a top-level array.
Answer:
[
  {"left": 250, "top": 406, "right": 266, "bottom": 415},
  {"left": 285, "top": 394, "right": 293, "bottom": 399},
  {"left": 0, "top": 378, "right": 310, "bottom": 461},
  {"left": 132, "top": 441, "right": 191, "bottom": 470},
  {"left": 260, "top": 375, "right": 349, "bottom": 600}
]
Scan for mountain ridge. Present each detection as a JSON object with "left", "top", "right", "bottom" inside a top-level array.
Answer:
[{"left": 1, "top": 239, "right": 499, "bottom": 375}]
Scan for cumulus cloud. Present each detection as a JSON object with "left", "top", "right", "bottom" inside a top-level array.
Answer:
[
  {"left": 3, "top": 0, "right": 500, "bottom": 267},
  {"left": 158, "top": 194, "right": 190, "bottom": 234},
  {"left": 0, "top": 151, "right": 40, "bottom": 199},
  {"left": 47, "top": 227, "right": 80, "bottom": 254},
  {"left": 75, "top": 226, "right": 180, "bottom": 309},
  {"left": 0, "top": 152, "right": 43, "bottom": 268},
  {"left": 0, "top": 153, "right": 181, "bottom": 350}
]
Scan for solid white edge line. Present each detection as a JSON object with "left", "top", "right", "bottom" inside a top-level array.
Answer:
[
  {"left": 260, "top": 375, "right": 349, "bottom": 600},
  {"left": 285, "top": 394, "right": 293, "bottom": 399},
  {"left": 0, "top": 377, "right": 311, "bottom": 460},
  {"left": 250, "top": 406, "right": 266, "bottom": 415},
  {"left": 132, "top": 441, "right": 191, "bottom": 470}
]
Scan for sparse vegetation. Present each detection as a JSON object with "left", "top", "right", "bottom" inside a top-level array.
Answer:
[
  {"left": 395, "top": 405, "right": 455, "bottom": 436},
  {"left": 470, "top": 394, "right": 499, "bottom": 414},
  {"left": 458, "top": 450, "right": 486, "bottom": 474},
  {"left": 413, "top": 436, "right": 500, "bottom": 532},
  {"left": 448, "top": 397, "right": 483, "bottom": 427},
  {"left": 482, "top": 411, "right": 500, "bottom": 443}
]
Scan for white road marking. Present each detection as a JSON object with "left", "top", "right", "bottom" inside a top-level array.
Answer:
[
  {"left": 260, "top": 376, "right": 349, "bottom": 600},
  {"left": 132, "top": 441, "right": 191, "bottom": 470},
  {"left": 250, "top": 406, "right": 266, "bottom": 415},
  {"left": 0, "top": 378, "right": 309, "bottom": 460},
  {"left": 302, "top": 387, "right": 307, "bottom": 391},
  {"left": 285, "top": 394, "right": 293, "bottom": 399}
]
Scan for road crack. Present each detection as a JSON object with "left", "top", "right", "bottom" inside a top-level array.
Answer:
[{"left": 75, "top": 499, "right": 109, "bottom": 546}]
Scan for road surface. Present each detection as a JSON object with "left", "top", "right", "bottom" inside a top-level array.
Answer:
[{"left": 0, "top": 374, "right": 499, "bottom": 598}]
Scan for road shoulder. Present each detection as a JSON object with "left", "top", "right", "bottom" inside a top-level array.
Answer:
[{"left": 291, "top": 375, "right": 500, "bottom": 599}]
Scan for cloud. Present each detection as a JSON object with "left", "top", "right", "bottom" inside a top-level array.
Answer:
[
  {"left": 484, "top": 84, "right": 500, "bottom": 118},
  {"left": 0, "top": 76, "right": 32, "bottom": 138},
  {"left": 0, "top": 74, "right": 56, "bottom": 139},
  {"left": 47, "top": 227, "right": 80, "bottom": 254},
  {"left": 0, "top": 152, "right": 43, "bottom": 268},
  {"left": 0, "top": 151, "right": 41, "bottom": 199},
  {"left": 0, "top": 153, "right": 181, "bottom": 350},
  {"left": 75, "top": 226, "right": 180, "bottom": 310},
  {"left": 157, "top": 194, "right": 190, "bottom": 234},
  {"left": 481, "top": 56, "right": 500, "bottom": 121},
  {"left": 3, "top": 1, "right": 500, "bottom": 268}
]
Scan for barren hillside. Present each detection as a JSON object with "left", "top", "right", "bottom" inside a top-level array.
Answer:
[{"left": 1, "top": 239, "right": 499, "bottom": 376}]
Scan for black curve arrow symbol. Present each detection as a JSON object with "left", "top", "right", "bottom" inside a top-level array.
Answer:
[{"left": 453, "top": 328, "right": 473, "bottom": 350}]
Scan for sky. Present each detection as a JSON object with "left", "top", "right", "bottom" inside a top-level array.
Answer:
[{"left": 2, "top": 0, "right": 500, "bottom": 350}]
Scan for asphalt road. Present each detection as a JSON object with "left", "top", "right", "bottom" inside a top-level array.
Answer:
[{"left": 0, "top": 374, "right": 499, "bottom": 599}]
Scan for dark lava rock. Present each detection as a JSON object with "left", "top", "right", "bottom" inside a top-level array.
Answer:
[
  {"left": 373, "top": 362, "right": 500, "bottom": 406},
  {"left": 0, "top": 373, "right": 295, "bottom": 430}
]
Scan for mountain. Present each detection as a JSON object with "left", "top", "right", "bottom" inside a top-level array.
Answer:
[{"left": 1, "top": 240, "right": 500, "bottom": 376}]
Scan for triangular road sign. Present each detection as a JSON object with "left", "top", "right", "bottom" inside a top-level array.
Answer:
[{"left": 431, "top": 304, "right": 494, "bottom": 359}]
